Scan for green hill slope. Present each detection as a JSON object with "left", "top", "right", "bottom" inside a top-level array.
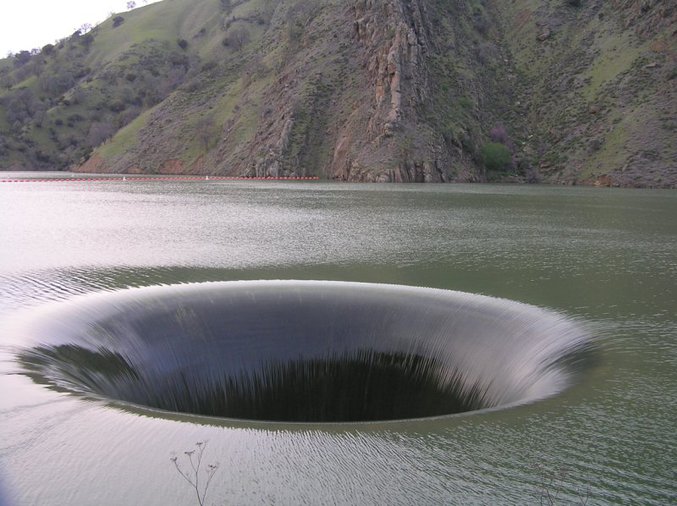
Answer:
[
  {"left": 0, "top": 0, "right": 674, "bottom": 186},
  {"left": 494, "top": 0, "right": 676, "bottom": 187}
]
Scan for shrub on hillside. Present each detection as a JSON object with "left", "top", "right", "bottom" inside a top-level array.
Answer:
[
  {"left": 481, "top": 142, "right": 512, "bottom": 171},
  {"left": 80, "top": 33, "right": 95, "bottom": 47}
]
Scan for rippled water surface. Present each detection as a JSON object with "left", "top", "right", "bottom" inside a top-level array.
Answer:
[{"left": 1, "top": 174, "right": 676, "bottom": 505}]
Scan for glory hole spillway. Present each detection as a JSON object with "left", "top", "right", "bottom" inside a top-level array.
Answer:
[{"left": 12, "top": 281, "right": 593, "bottom": 424}]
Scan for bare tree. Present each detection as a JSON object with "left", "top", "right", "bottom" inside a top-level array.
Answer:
[{"left": 228, "top": 26, "right": 250, "bottom": 51}]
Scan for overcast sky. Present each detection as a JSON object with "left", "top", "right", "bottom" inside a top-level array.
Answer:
[{"left": 0, "top": 0, "right": 162, "bottom": 57}]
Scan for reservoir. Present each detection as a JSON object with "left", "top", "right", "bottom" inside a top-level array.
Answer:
[{"left": 0, "top": 176, "right": 675, "bottom": 504}]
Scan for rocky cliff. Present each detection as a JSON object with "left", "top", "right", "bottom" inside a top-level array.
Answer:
[{"left": 0, "top": 0, "right": 674, "bottom": 186}]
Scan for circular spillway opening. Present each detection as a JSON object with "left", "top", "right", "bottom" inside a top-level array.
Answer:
[{"left": 15, "top": 281, "right": 592, "bottom": 423}]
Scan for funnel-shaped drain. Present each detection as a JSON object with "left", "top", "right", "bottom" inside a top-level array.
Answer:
[{"left": 16, "top": 281, "right": 593, "bottom": 423}]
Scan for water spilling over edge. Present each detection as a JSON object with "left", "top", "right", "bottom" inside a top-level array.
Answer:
[{"left": 10, "top": 281, "right": 595, "bottom": 423}]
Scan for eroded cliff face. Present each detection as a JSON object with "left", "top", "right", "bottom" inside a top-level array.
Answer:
[
  {"left": 326, "top": 0, "right": 511, "bottom": 183},
  {"left": 339, "top": 0, "right": 447, "bottom": 182},
  {"left": 299, "top": 0, "right": 512, "bottom": 182},
  {"left": 219, "top": 0, "right": 472, "bottom": 182}
]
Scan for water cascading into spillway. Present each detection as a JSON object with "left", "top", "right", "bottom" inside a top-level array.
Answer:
[{"left": 14, "top": 281, "right": 594, "bottom": 423}]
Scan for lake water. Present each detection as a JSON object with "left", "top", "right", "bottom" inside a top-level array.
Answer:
[{"left": 0, "top": 174, "right": 675, "bottom": 505}]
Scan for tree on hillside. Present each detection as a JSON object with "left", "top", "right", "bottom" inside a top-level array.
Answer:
[
  {"left": 13, "top": 50, "right": 32, "bottom": 67},
  {"left": 196, "top": 116, "right": 216, "bottom": 153},
  {"left": 38, "top": 68, "right": 76, "bottom": 95},
  {"left": 227, "top": 27, "right": 250, "bottom": 51},
  {"left": 3, "top": 88, "right": 42, "bottom": 128},
  {"left": 87, "top": 122, "right": 116, "bottom": 147}
]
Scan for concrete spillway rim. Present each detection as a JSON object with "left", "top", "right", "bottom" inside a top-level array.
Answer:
[{"left": 8, "top": 280, "right": 596, "bottom": 428}]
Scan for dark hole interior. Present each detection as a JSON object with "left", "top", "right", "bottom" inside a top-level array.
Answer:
[{"left": 19, "top": 345, "right": 487, "bottom": 422}]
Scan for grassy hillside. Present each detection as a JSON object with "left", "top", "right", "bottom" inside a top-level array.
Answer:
[
  {"left": 0, "top": 0, "right": 271, "bottom": 172},
  {"left": 0, "top": 0, "right": 674, "bottom": 186},
  {"left": 493, "top": 0, "right": 676, "bottom": 186}
]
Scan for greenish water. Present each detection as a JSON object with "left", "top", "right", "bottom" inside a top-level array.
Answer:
[{"left": 0, "top": 175, "right": 675, "bottom": 504}]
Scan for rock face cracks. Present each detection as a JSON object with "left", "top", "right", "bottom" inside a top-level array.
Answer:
[
  {"left": 241, "top": 0, "right": 454, "bottom": 182},
  {"left": 342, "top": 0, "right": 448, "bottom": 182}
]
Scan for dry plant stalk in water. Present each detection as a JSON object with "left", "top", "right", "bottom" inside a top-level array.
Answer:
[{"left": 170, "top": 441, "right": 219, "bottom": 506}]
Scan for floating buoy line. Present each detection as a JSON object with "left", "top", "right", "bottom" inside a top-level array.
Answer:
[{"left": 0, "top": 175, "right": 319, "bottom": 183}]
